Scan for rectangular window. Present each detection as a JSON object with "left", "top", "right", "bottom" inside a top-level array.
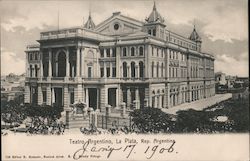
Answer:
[
  {"left": 70, "top": 92, "right": 74, "bottom": 104},
  {"left": 88, "top": 67, "right": 92, "bottom": 78},
  {"left": 42, "top": 90, "right": 47, "bottom": 103},
  {"left": 100, "top": 48, "right": 104, "bottom": 57},
  {"left": 112, "top": 48, "right": 116, "bottom": 57},
  {"left": 169, "top": 67, "right": 171, "bottom": 78},
  {"left": 106, "top": 49, "right": 110, "bottom": 57},
  {"left": 112, "top": 67, "right": 116, "bottom": 77},
  {"left": 100, "top": 67, "right": 104, "bottom": 77},
  {"left": 106, "top": 67, "right": 110, "bottom": 77}
]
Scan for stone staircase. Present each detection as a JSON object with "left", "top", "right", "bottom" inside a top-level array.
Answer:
[{"left": 68, "top": 114, "right": 90, "bottom": 129}]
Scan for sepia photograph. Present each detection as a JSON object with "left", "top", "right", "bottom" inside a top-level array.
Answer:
[{"left": 1, "top": 0, "right": 249, "bottom": 160}]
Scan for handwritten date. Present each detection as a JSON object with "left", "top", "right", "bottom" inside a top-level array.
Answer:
[{"left": 73, "top": 140, "right": 176, "bottom": 160}]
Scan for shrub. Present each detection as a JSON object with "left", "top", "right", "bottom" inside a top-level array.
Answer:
[{"left": 130, "top": 107, "right": 174, "bottom": 133}]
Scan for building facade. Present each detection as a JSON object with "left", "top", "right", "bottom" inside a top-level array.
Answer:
[{"left": 24, "top": 3, "right": 215, "bottom": 114}]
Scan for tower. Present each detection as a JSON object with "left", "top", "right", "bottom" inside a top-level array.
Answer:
[
  {"left": 143, "top": 1, "right": 166, "bottom": 40},
  {"left": 189, "top": 25, "right": 202, "bottom": 52}
]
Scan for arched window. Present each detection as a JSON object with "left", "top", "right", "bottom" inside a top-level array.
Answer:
[
  {"left": 148, "top": 30, "right": 151, "bottom": 35},
  {"left": 139, "top": 61, "right": 144, "bottom": 78},
  {"left": 123, "top": 47, "right": 127, "bottom": 56},
  {"left": 35, "top": 65, "right": 38, "bottom": 77},
  {"left": 151, "top": 62, "right": 154, "bottom": 77},
  {"left": 34, "top": 53, "right": 38, "bottom": 60},
  {"left": 57, "top": 52, "right": 66, "bottom": 77},
  {"left": 30, "top": 65, "right": 33, "bottom": 77},
  {"left": 131, "top": 62, "right": 136, "bottom": 78},
  {"left": 139, "top": 47, "right": 144, "bottom": 56},
  {"left": 153, "top": 29, "right": 156, "bottom": 36},
  {"left": 156, "top": 62, "right": 159, "bottom": 77},
  {"left": 123, "top": 62, "right": 127, "bottom": 77},
  {"left": 106, "top": 48, "right": 110, "bottom": 57},
  {"left": 130, "top": 47, "right": 135, "bottom": 56}
]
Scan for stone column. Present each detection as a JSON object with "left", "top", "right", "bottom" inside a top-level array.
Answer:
[
  {"left": 159, "top": 95, "right": 162, "bottom": 108},
  {"left": 154, "top": 96, "right": 157, "bottom": 108},
  {"left": 100, "top": 86, "right": 108, "bottom": 112},
  {"left": 135, "top": 64, "right": 139, "bottom": 78},
  {"left": 66, "top": 47, "right": 70, "bottom": 77},
  {"left": 166, "top": 49, "right": 170, "bottom": 80},
  {"left": 81, "top": 48, "right": 85, "bottom": 77},
  {"left": 136, "top": 88, "right": 140, "bottom": 108},
  {"left": 51, "top": 87, "right": 55, "bottom": 105},
  {"left": 127, "top": 66, "right": 130, "bottom": 78},
  {"left": 146, "top": 45, "right": 150, "bottom": 78},
  {"left": 106, "top": 105, "right": 111, "bottom": 116},
  {"left": 85, "top": 88, "right": 89, "bottom": 107},
  {"left": 116, "top": 47, "right": 120, "bottom": 78},
  {"left": 110, "top": 62, "right": 112, "bottom": 78},
  {"left": 135, "top": 88, "right": 139, "bottom": 101},
  {"left": 104, "top": 62, "right": 107, "bottom": 78},
  {"left": 40, "top": 51, "right": 43, "bottom": 78},
  {"left": 127, "top": 88, "right": 131, "bottom": 108},
  {"left": 24, "top": 85, "right": 31, "bottom": 103},
  {"left": 76, "top": 47, "right": 80, "bottom": 77},
  {"left": 46, "top": 86, "right": 51, "bottom": 105},
  {"left": 121, "top": 102, "right": 126, "bottom": 118},
  {"left": 37, "top": 84, "right": 43, "bottom": 105},
  {"left": 110, "top": 48, "right": 112, "bottom": 57},
  {"left": 74, "top": 84, "right": 83, "bottom": 103},
  {"left": 64, "top": 86, "right": 69, "bottom": 110},
  {"left": 48, "top": 49, "right": 52, "bottom": 77},
  {"left": 25, "top": 53, "right": 29, "bottom": 77},
  {"left": 116, "top": 88, "right": 119, "bottom": 108},
  {"left": 96, "top": 88, "right": 99, "bottom": 110},
  {"left": 104, "top": 48, "right": 107, "bottom": 58}
]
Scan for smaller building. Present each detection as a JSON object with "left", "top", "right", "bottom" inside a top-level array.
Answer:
[
  {"left": 225, "top": 75, "right": 236, "bottom": 89},
  {"left": 215, "top": 72, "right": 227, "bottom": 85}
]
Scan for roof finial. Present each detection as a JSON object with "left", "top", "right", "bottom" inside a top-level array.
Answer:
[
  {"left": 153, "top": 1, "right": 156, "bottom": 10},
  {"left": 193, "top": 19, "right": 196, "bottom": 30}
]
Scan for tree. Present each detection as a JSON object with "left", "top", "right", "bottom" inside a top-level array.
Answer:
[
  {"left": 1, "top": 100, "right": 26, "bottom": 126},
  {"left": 130, "top": 107, "right": 174, "bottom": 133},
  {"left": 24, "top": 104, "right": 63, "bottom": 120}
]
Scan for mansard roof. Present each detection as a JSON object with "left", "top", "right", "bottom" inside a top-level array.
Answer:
[
  {"left": 84, "top": 12, "right": 96, "bottom": 30},
  {"left": 189, "top": 26, "right": 202, "bottom": 42},
  {"left": 145, "top": 2, "right": 164, "bottom": 24}
]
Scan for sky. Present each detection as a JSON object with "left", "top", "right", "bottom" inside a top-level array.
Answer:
[{"left": 0, "top": 0, "right": 248, "bottom": 77}]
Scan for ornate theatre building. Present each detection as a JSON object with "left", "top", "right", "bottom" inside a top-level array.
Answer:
[{"left": 24, "top": 3, "right": 215, "bottom": 115}]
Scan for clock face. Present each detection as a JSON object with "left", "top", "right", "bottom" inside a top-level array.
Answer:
[{"left": 114, "top": 23, "right": 119, "bottom": 30}]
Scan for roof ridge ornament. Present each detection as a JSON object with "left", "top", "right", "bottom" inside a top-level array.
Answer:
[{"left": 145, "top": 1, "right": 164, "bottom": 23}]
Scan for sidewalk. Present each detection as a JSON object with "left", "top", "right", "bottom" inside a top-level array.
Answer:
[{"left": 162, "top": 93, "right": 232, "bottom": 115}]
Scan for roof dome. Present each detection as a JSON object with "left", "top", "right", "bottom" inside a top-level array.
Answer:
[
  {"left": 84, "top": 12, "right": 96, "bottom": 30},
  {"left": 189, "top": 26, "right": 202, "bottom": 42},
  {"left": 146, "top": 2, "right": 164, "bottom": 23}
]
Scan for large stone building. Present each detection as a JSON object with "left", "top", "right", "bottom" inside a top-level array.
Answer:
[{"left": 24, "top": 3, "right": 215, "bottom": 114}]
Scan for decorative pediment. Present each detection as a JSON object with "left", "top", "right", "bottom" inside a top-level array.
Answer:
[{"left": 95, "top": 12, "right": 143, "bottom": 35}]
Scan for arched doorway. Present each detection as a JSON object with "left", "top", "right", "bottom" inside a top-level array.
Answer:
[{"left": 57, "top": 52, "right": 66, "bottom": 77}]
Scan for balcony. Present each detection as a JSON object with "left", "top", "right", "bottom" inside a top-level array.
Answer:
[{"left": 40, "top": 27, "right": 113, "bottom": 41}]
